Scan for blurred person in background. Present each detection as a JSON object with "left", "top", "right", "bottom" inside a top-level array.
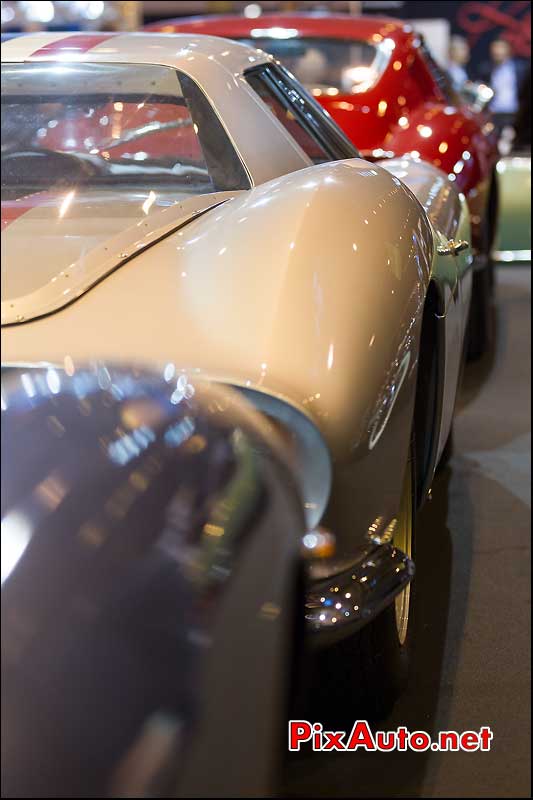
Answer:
[
  {"left": 480, "top": 39, "right": 528, "bottom": 133},
  {"left": 448, "top": 35, "right": 471, "bottom": 91}
]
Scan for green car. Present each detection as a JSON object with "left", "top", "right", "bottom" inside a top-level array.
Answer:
[{"left": 493, "top": 155, "right": 531, "bottom": 263}]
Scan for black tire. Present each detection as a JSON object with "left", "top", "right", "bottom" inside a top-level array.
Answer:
[
  {"left": 487, "top": 256, "right": 496, "bottom": 293},
  {"left": 311, "top": 443, "right": 417, "bottom": 725},
  {"left": 467, "top": 265, "right": 492, "bottom": 360},
  {"left": 468, "top": 183, "right": 498, "bottom": 360},
  {"left": 437, "top": 322, "right": 468, "bottom": 473}
]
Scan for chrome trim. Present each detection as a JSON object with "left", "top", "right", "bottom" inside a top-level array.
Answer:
[
  {"left": 2, "top": 196, "right": 234, "bottom": 326},
  {"left": 492, "top": 249, "right": 531, "bottom": 263},
  {"left": 496, "top": 156, "right": 531, "bottom": 171},
  {"left": 437, "top": 239, "right": 470, "bottom": 256},
  {"left": 236, "top": 385, "right": 333, "bottom": 529},
  {"left": 368, "top": 350, "right": 411, "bottom": 451},
  {"left": 305, "top": 542, "right": 414, "bottom": 644}
]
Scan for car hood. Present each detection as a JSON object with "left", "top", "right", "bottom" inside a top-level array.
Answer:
[{"left": 1, "top": 188, "right": 238, "bottom": 325}]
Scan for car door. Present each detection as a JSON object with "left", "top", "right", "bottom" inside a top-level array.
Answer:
[{"left": 433, "top": 217, "right": 471, "bottom": 456}]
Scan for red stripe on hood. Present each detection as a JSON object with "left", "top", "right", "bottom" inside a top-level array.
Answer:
[
  {"left": 29, "top": 33, "right": 118, "bottom": 58},
  {"left": 1, "top": 192, "right": 56, "bottom": 230}
]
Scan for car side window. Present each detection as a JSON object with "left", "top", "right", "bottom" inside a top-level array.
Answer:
[
  {"left": 419, "top": 39, "right": 462, "bottom": 105},
  {"left": 245, "top": 64, "right": 359, "bottom": 164}
]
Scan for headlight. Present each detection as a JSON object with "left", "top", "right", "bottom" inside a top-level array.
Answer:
[{"left": 235, "top": 386, "right": 332, "bottom": 529}]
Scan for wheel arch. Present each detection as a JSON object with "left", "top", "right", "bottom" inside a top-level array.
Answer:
[{"left": 413, "top": 279, "right": 447, "bottom": 508}]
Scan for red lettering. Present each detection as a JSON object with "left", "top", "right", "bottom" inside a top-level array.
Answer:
[
  {"left": 323, "top": 731, "right": 346, "bottom": 751},
  {"left": 479, "top": 727, "right": 493, "bottom": 751},
  {"left": 375, "top": 730, "right": 396, "bottom": 750},
  {"left": 396, "top": 726, "right": 409, "bottom": 750},
  {"left": 346, "top": 721, "right": 376, "bottom": 750},
  {"left": 289, "top": 721, "right": 312, "bottom": 751},
  {"left": 410, "top": 731, "right": 431, "bottom": 751},
  {"left": 461, "top": 731, "right": 480, "bottom": 751},
  {"left": 440, "top": 731, "right": 459, "bottom": 751}
]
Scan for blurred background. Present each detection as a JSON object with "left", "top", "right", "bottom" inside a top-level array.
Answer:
[
  {"left": 1, "top": 1, "right": 530, "bottom": 143},
  {"left": 1, "top": 2, "right": 530, "bottom": 69},
  {"left": 1, "top": 5, "right": 530, "bottom": 797}
]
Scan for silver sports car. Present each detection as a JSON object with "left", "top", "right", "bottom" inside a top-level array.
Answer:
[{"left": 1, "top": 30, "right": 472, "bottom": 793}]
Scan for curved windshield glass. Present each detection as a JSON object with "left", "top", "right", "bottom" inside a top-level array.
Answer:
[
  {"left": 241, "top": 36, "right": 390, "bottom": 96},
  {"left": 1, "top": 62, "right": 249, "bottom": 318},
  {"left": 1, "top": 61, "right": 249, "bottom": 202}
]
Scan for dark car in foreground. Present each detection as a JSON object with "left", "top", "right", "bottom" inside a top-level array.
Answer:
[{"left": 1, "top": 364, "right": 304, "bottom": 797}]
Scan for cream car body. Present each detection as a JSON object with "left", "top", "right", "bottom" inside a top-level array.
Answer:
[{"left": 1, "top": 33, "right": 472, "bottom": 635}]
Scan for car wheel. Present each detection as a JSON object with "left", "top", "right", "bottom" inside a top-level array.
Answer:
[
  {"left": 468, "top": 198, "right": 496, "bottom": 360},
  {"left": 311, "top": 442, "right": 416, "bottom": 725},
  {"left": 467, "top": 264, "right": 492, "bottom": 360}
]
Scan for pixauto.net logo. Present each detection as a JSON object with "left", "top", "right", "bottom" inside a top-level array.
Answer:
[{"left": 289, "top": 720, "right": 494, "bottom": 753}]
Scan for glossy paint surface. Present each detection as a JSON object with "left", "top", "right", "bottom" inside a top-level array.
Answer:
[
  {"left": 1, "top": 33, "right": 471, "bottom": 582},
  {"left": 150, "top": 14, "right": 499, "bottom": 247},
  {"left": 2, "top": 155, "right": 470, "bottom": 577},
  {"left": 2, "top": 159, "right": 433, "bottom": 458},
  {"left": 1, "top": 365, "right": 303, "bottom": 797},
  {"left": 381, "top": 155, "right": 472, "bottom": 455},
  {"left": 2, "top": 191, "right": 236, "bottom": 323}
]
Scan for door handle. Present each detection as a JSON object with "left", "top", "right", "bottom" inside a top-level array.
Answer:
[{"left": 437, "top": 239, "right": 470, "bottom": 256}]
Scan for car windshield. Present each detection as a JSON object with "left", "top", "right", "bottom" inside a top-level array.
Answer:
[
  {"left": 1, "top": 61, "right": 249, "bottom": 202},
  {"left": 241, "top": 36, "right": 390, "bottom": 96},
  {"left": 1, "top": 61, "right": 250, "bottom": 315}
]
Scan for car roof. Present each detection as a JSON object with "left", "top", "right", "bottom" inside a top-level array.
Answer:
[
  {"left": 146, "top": 12, "right": 413, "bottom": 43},
  {"left": 0, "top": 30, "right": 272, "bottom": 76},
  {"left": 0, "top": 29, "right": 315, "bottom": 222}
]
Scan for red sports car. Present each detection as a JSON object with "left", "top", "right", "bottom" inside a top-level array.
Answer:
[{"left": 147, "top": 13, "right": 500, "bottom": 356}]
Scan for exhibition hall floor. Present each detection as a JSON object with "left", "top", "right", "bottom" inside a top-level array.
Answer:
[{"left": 285, "top": 266, "right": 531, "bottom": 798}]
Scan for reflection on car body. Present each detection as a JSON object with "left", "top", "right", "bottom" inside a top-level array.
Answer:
[{"left": 2, "top": 31, "right": 473, "bottom": 793}]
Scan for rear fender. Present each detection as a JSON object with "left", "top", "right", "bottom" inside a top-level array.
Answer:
[
  {"left": 380, "top": 155, "right": 473, "bottom": 482},
  {"left": 2, "top": 159, "right": 436, "bottom": 591}
]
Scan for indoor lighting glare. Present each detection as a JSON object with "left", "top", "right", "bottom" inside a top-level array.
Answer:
[
  {"left": 59, "top": 190, "right": 75, "bottom": 219},
  {"left": 1, "top": 4, "right": 15, "bottom": 23},
  {"left": 1, "top": 511, "right": 32, "bottom": 585},
  {"left": 46, "top": 368, "right": 61, "bottom": 395},
  {"left": 83, "top": 1, "right": 105, "bottom": 20},
  {"left": 142, "top": 190, "right": 157, "bottom": 215},
  {"left": 250, "top": 27, "right": 298, "bottom": 39},
  {"left": 22, "top": 0, "right": 54, "bottom": 23},
  {"left": 244, "top": 3, "right": 262, "bottom": 18},
  {"left": 342, "top": 65, "right": 376, "bottom": 93},
  {"left": 417, "top": 125, "right": 433, "bottom": 138}
]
